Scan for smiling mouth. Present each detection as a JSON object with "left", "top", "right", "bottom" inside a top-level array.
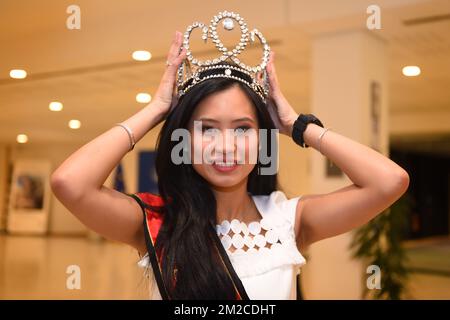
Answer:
[
  {"left": 212, "top": 161, "right": 239, "bottom": 172},
  {"left": 213, "top": 161, "right": 237, "bottom": 166}
]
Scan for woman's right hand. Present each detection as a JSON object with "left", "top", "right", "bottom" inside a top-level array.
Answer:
[{"left": 151, "top": 31, "right": 187, "bottom": 117}]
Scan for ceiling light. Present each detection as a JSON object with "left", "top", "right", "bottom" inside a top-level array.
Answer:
[
  {"left": 136, "top": 93, "right": 152, "bottom": 103},
  {"left": 69, "top": 120, "right": 81, "bottom": 129},
  {"left": 132, "top": 50, "right": 152, "bottom": 61},
  {"left": 49, "top": 101, "right": 63, "bottom": 111},
  {"left": 17, "top": 134, "right": 28, "bottom": 143},
  {"left": 402, "top": 66, "right": 421, "bottom": 77},
  {"left": 10, "top": 69, "right": 27, "bottom": 79}
]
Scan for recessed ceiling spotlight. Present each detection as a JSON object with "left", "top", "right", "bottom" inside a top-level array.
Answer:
[
  {"left": 49, "top": 101, "right": 63, "bottom": 111},
  {"left": 10, "top": 69, "right": 27, "bottom": 79},
  {"left": 69, "top": 120, "right": 81, "bottom": 129},
  {"left": 17, "top": 134, "right": 28, "bottom": 143},
  {"left": 132, "top": 50, "right": 152, "bottom": 61},
  {"left": 402, "top": 66, "right": 421, "bottom": 77},
  {"left": 136, "top": 93, "right": 152, "bottom": 103}
]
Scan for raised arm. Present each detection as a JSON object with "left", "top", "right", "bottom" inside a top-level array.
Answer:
[
  {"left": 50, "top": 31, "right": 186, "bottom": 256},
  {"left": 264, "top": 50, "right": 409, "bottom": 251},
  {"left": 293, "top": 124, "right": 409, "bottom": 250}
]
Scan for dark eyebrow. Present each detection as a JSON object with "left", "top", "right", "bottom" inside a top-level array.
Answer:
[{"left": 198, "top": 117, "right": 255, "bottom": 123}]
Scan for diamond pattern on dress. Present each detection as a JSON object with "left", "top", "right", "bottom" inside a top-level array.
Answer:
[{"left": 216, "top": 217, "right": 290, "bottom": 255}]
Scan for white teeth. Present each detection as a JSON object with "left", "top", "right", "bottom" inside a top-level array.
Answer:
[{"left": 214, "top": 162, "right": 236, "bottom": 166}]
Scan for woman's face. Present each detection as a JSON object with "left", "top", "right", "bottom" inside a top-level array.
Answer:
[{"left": 187, "top": 84, "right": 260, "bottom": 190}]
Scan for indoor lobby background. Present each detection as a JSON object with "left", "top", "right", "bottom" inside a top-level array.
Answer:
[{"left": 0, "top": 0, "right": 449, "bottom": 299}]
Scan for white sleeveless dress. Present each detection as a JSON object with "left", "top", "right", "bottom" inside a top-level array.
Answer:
[{"left": 137, "top": 190, "right": 306, "bottom": 300}]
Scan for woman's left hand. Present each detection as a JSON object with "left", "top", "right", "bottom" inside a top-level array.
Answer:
[{"left": 265, "top": 51, "right": 299, "bottom": 136}]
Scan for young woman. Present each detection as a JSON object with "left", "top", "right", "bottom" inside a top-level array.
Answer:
[{"left": 50, "top": 31, "right": 409, "bottom": 300}]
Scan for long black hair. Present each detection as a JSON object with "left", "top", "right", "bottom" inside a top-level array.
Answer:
[{"left": 151, "top": 68, "right": 280, "bottom": 299}]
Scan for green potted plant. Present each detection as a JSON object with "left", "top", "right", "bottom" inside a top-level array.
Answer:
[{"left": 350, "top": 192, "right": 413, "bottom": 299}]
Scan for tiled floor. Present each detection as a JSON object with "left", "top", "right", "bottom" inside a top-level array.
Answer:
[
  {"left": 405, "top": 273, "right": 450, "bottom": 299},
  {"left": 0, "top": 233, "right": 449, "bottom": 299},
  {"left": 403, "top": 236, "right": 450, "bottom": 299},
  {"left": 0, "top": 233, "right": 148, "bottom": 299}
]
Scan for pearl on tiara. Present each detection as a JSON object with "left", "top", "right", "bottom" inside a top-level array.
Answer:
[
  {"left": 176, "top": 10, "right": 271, "bottom": 102},
  {"left": 223, "top": 18, "right": 234, "bottom": 30}
]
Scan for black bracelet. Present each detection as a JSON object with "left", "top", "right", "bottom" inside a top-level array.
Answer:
[{"left": 291, "top": 113, "right": 324, "bottom": 148}]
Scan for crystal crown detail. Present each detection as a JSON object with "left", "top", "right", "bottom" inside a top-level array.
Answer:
[{"left": 176, "top": 10, "right": 271, "bottom": 102}]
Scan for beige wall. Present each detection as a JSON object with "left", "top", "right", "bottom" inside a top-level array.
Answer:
[
  {"left": 0, "top": 145, "right": 10, "bottom": 230},
  {"left": 0, "top": 119, "right": 308, "bottom": 235},
  {"left": 0, "top": 121, "right": 165, "bottom": 235}
]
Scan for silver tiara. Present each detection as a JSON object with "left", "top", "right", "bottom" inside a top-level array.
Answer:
[{"left": 176, "top": 10, "right": 271, "bottom": 102}]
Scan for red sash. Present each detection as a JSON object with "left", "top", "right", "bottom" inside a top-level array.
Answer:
[{"left": 128, "top": 192, "right": 249, "bottom": 300}]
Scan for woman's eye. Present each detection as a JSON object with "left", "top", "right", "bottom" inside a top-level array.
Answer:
[
  {"left": 235, "top": 126, "right": 250, "bottom": 134},
  {"left": 202, "top": 126, "right": 218, "bottom": 134}
]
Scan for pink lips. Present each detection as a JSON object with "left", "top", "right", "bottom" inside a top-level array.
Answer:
[{"left": 212, "top": 161, "right": 239, "bottom": 173}]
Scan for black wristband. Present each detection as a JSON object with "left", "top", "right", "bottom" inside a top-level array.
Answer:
[{"left": 291, "top": 113, "right": 324, "bottom": 148}]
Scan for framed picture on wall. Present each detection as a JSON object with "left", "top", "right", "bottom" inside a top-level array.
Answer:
[{"left": 7, "top": 159, "right": 51, "bottom": 234}]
